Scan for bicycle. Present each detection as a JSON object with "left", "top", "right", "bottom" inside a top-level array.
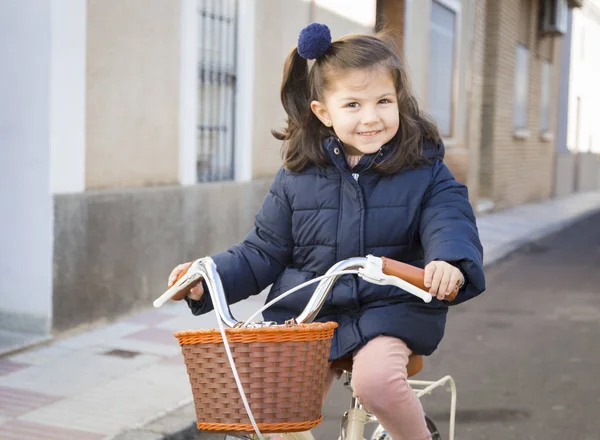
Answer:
[{"left": 154, "top": 255, "right": 457, "bottom": 440}]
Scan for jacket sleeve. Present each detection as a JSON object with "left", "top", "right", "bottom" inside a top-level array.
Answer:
[
  {"left": 418, "top": 159, "right": 486, "bottom": 305},
  {"left": 186, "top": 167, "right": 294, "bottom": 315}
]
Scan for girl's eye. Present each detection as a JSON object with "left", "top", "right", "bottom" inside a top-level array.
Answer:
[
  {"left": 379, "top": 98, "right": 392, "bottom": 104},
  {"left": 345, "top": 102, "right": 360, "bottom": 108}
]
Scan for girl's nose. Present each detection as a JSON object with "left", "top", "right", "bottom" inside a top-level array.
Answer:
[{"left": 361, "top": 108, "right": 380, "bottom": 125}]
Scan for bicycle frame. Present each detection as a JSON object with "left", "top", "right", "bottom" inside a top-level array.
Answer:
[
  {"left": 156, "top": 256, "right": 456, "bottom": 440},
  {"left": 338, "top": 369, "right": 456, "bottom": 440},
  {"left": 235, "top": 370, "right": 457, "bottom": 440}
]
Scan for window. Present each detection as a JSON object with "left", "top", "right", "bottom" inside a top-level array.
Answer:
[
  {"left": 197, "top": 0, "right": 237, "bottom": 182},
  {"left": 540, "top": 0, "right": 568, "bottom": 36},
  {"left": 428, "top": 0, "right": 457, "bottom": 137},
  {"left": 514, "top": 0, "right": 532, "bottom": 134},
  {"left": 514, "top": 44, "right": 530, "bottom": 131},
  {"left": 540, "top": 61, "right": 552, "bottom": 132}
]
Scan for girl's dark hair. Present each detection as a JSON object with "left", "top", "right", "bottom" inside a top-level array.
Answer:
[{"left": 272, "top": 32, "right": 441, "bottom": 174}]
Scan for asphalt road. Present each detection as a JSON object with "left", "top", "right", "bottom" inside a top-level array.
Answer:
[{"left": 177, "top": 212, "right": 600, "bottom": 440}]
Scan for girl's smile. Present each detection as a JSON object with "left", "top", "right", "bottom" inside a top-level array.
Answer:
[{"left": 357, "top": 129, "right": 382, "bottom": 138}]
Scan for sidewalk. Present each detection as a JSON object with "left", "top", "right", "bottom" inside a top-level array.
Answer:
[{"left": 1, "top": 190, "right": 599, "bottom": 440}]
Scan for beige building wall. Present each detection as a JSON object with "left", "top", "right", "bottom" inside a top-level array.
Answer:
[
  {"left": 85, "top": 0, "right": 181, "bottom": 189},
  {"left": 250, "top": 0, "right": 310, "bottom": 179},
  {"left": 480, "top": 0, "right": 561, "bottom": 210}
]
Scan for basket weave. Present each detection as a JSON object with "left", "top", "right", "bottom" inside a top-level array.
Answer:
[{"left": 174, "top": 322, "right": 337, "bottom": 433}]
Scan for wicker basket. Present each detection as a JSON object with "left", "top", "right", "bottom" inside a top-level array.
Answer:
[{"left": 174, "top": 322, "right": 338, "bottom": 433}]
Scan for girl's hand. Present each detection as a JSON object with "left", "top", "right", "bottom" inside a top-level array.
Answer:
[
  {"left": 424, "top": 261, "right": 464, "bottom": 300},
  {"left": 167, "top": 262, "right": 205, "bottom": 301}
]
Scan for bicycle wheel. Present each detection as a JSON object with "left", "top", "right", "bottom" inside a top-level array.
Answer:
[
  {"left": 225, "top": 431, "right": 315, "bottom": 440},
  {"left": 425, "top": 415, "right": 442, "bottom": 440},
  {"left": 369, "top": 415, "right": 442, "bottom": 440}
]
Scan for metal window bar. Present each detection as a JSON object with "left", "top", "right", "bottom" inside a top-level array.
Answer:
[{"left": 197, "top": 0, "right": 237, "bottom": 182}]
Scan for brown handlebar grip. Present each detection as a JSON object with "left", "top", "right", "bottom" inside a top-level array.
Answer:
[
  {"left": 380, "top": 257, "right": 459, "bottom": 301},
  {"left": 170, "top": 265, "right": 202, "bottom": 301}
]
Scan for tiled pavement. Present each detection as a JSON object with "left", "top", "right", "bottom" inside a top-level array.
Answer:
[
  {"left": 0, "top": 310, "right": 187, "bottom": 439},
  {"left": 0, "top": 295, "right": 269, "bottom": 439},
  {"left": 0, "top": 190, "right": 599, "bottom": 440}
]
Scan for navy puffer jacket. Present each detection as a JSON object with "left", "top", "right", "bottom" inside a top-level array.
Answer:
[{"left": 187, "top": 136, "right": 485, "bottom": 359}]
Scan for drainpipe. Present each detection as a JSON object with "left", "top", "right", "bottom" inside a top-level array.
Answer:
[{"left": 465, "top": 0, "right": 477, "bottom": 205}]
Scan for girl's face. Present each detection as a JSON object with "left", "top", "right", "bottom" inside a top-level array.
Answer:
[{"left": 311, "top": 67, "right": 400, "bottom": 155}]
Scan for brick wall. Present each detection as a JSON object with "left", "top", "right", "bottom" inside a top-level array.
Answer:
[{"left": 480, "top": 0, "right": 561, "bottom": 210}]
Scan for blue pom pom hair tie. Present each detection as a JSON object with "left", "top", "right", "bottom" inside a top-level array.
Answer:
[{"left": 297, "top": 23, "right": 332, "bottom": 60}]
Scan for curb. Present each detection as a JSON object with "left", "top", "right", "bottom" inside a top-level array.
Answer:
[{"left": 109, "top": 398, "right": 195, "bottom": 440}]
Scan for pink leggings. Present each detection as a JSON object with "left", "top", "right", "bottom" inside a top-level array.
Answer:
[{"left": 324, "top": 336, "right": 431, "bottom": 440}]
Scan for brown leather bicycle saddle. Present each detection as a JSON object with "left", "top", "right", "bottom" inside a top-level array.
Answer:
[{"left": 330, "top": 354, "right": 423, "bottom": 378}]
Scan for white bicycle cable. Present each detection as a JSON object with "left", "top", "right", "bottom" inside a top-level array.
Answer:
[
  {"left": 242, "top": 270, "right": 360, "bottom": 327},
  {"left": 216, "top": 269, "right": 359, "bottom": 440}
]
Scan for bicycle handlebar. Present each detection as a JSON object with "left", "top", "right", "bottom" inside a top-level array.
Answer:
[
  {"left": 381, "top": 257, "right": 427, "bottom": 290},
  {"left": 154, "top": 255, "right": 454, "bottom": 326},
  {"left": 154, "top": 258, "right": 240, "bottom": 327}
]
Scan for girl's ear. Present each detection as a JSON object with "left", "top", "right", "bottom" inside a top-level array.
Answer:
[{"left": 310, "top": 100, "right": 332, "bottom": 127}]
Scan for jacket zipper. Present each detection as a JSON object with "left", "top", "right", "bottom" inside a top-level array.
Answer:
[{"left": 334, "top": 137, "right": 365, "bottom": 256}]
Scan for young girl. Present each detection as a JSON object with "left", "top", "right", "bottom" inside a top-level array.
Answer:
[{"left": 168, "top": 23, "right": 485, "bottom": 440}]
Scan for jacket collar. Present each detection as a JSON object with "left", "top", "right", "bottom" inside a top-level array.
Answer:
[
  {"left": 322, "top": 136, "right": 394, "bottom": 173},
  {"left": 323, "top": 135, "right": 446, "bottom": 170}
]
